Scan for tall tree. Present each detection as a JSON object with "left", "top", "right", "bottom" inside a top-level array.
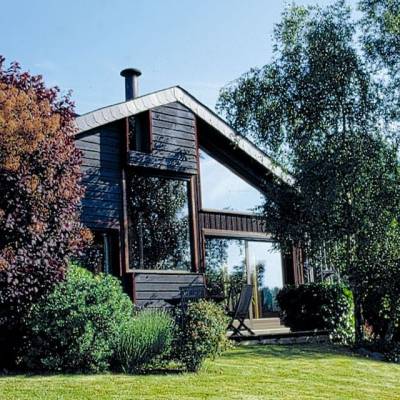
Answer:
[{"left": 217, "top": 1, "right": 400, "bottom": 344}]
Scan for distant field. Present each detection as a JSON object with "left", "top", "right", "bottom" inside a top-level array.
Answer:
[{"left": 1, "top": 344, "right": 399, "bottom": 400}]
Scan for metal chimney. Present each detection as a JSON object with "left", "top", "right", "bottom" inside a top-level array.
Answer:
[{"left": 120, "top": 68, "right": 142, "bottom": 100}]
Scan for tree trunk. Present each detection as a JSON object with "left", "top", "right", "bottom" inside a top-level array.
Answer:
[{"left": 353, "top": 290, "right": 365, "bottom": 345}]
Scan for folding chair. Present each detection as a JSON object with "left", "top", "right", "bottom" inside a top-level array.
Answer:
[{"left": 227, "top": 284, "right": 255, "bottom": 336}]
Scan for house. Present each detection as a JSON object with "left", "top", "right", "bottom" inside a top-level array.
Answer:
[{"left": 74, "top": 68, "right": 304, "bottom": 322}]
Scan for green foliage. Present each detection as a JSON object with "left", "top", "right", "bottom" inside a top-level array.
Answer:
[
  {"left": 21, "top": 264, "right": 133, "bottom": 373},
  {"left": 360, "top": 0, "right": 400, "bottom": 70},
  {"left": 277, "top": 283, "right": 354, "bottom": 344},
  {"left": 217, "top": 0, "right": 400, "bottom": 345},
  {"left": 114, "top": 309, "right": 174, "bottom": 373},
  {"left": 173, "top": 300, "right": 229, "bottom": 372}
]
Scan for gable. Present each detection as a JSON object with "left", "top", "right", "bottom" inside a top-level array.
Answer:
[{"left": 75, "top": 86, "right": 294, "bottom": 187}]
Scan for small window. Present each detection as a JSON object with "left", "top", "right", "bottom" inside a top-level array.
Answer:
[
  {"left": 90, "top": 230, "right": 119, "bottom": 275},
  {"left": 129, "top": 112, "right": 151, "bottom": 153}
]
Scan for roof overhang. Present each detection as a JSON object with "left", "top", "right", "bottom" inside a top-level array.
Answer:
[{"left": 74, "top": 86, "right": 294, "bottom": 186}]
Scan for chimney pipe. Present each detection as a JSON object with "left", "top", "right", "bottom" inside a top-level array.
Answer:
[{"left": 120, "top": 68, "right": 142, "bottom": 101}]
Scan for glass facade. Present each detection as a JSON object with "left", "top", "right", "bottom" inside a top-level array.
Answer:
[
  {"left": 199, "top": 149, "right": 264, "bottom": 212},
  {"left": 205, "top": 238, "right": 283, "bottom": 319},
  {"left": 247, "top": 241, "right": 283, "bottom": 318},
  {"left": 128, "top": 175, "right": 192, "bottom": 271}
]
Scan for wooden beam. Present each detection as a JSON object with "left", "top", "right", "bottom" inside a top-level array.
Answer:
[{"left": 120, "top": 118, "right": 130, "bottom": 275}]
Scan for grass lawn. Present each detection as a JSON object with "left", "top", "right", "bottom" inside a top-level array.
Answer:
[{"left": 1, "top": 344, "right": 399, "bottom": 400}]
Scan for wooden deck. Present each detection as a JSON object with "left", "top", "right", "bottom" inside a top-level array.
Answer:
[{"left": 229, "top": 318, "right": 329, "bottom": 345}]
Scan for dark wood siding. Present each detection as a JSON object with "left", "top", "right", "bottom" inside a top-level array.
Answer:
[
  {"left": 128, "top": 102, "right": 197, "bottom": 174},
  {"left": 134, "top": 272, "right": 205, "bottom": 307},
  {"left": 75, "top": 122, "right": 122, "bottom": 229},
  {"left": 199, "top": 209, "right": 267, "bottom": 235}
]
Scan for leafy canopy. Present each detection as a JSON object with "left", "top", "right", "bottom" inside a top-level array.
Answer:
[{"left": 217, "top": 1, "right": 400, "bottom": 344}]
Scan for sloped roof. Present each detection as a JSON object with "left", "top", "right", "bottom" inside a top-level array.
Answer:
[{"left": 75, "top": 86, "right": 294, "bottom": 186}]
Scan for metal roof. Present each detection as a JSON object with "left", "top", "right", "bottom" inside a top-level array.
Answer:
[{"left": 74, "top": 86, "right": 294, "bottom": 186}]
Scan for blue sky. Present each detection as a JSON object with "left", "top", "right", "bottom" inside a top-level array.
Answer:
[{"left": 1, "top": 0, "right": 356, "bottom": 114}]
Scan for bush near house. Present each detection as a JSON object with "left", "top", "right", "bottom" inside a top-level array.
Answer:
[
  {"left": 173, "top": 300, "right": 230, "bottom": 372},
  {"left": 19, "top": 265, "right": 228, "bottom": 374},
  {"left": 277, "top": 283, "right": 354, "bottom": 344},
  {"left": 21, "top": 265, "right": 133, "bottom": 373},
  {"left": 114, "top": 309, "right": 174, "bottom": 373}
]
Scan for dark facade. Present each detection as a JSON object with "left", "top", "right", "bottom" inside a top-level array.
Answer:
[{"left": 74, "top": 72, "right": 303, "bottom": 311}]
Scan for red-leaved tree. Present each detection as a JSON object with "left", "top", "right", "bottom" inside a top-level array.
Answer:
[{"left": 0, "top": 57, "right": 87, "bottom": 331}]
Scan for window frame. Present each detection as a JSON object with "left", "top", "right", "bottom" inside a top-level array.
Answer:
[
  {"left": 127, "top": 170, "right": 197, "bottom": 274},
  {"left": 90, "top": 228, "right": 121, "bottom": 276}
]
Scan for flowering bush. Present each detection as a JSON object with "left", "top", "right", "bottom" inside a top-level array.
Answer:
[
  {"left": 114, "top": 309, "right": 174, "bottom": 373},
  {"left": 173, "top": 300, "right": 229, "bottom": 372}
]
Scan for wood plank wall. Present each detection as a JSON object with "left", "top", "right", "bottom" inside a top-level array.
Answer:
[
  {"left": 199, "top": 210, "right": 267, "bottom": 234},
  {"left": 128, "top": 102, "right": 197, "bottom": 174},
  {"left": 133, "top": 272, "right": 205, "bottom": 307},
  {"left": 75, "top": 122, "right": 122, "bottom": 229}
]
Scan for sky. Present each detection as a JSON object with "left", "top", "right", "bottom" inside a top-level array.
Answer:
[{"left": 0, "top": 0, "right": 357, "bottom": 115}]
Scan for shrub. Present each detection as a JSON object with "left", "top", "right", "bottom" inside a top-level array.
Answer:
[
  {"left": 114, "top": 309, "right": 174, "bottom": 373},
  {"left": 0, "top": 57, "right": 86, "bottom": 367},
  {"left": 173, "top": 300, "right": 229, "bottom": 372},
  {"left": 277, "top": 282, "right": 354, "bottom": 344},
  {"left": 21, "top": 264, "right": 133, "bottom": 373}
]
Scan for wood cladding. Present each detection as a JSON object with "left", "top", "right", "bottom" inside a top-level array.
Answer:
[
  {"left": 75, "top": 122, "right": 122, "bottom": 229},
  {"left": 133, "top": 272, "right": 205, "bottom": 307},
  {"left": 199, "top": 209, "right": 267, "bottom": 234},
  {"left": 128, "top": 102, "right": 197, "bottom": 174}
]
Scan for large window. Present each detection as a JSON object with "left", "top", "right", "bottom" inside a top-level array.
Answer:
[
  {"left": 205, "top": 238, "right": 283, "bottom": 319},
  {"left": 199, "top": 149, "right": 264, "bottom": 212},
  {"left": 128, "top": 174, "right": 192, "bottom": 271},
  {"left": 247, "top": 241, "right": 283, "bottom": 318}
]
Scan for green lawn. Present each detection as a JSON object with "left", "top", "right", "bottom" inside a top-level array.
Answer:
[{"left": 1, "top": 344, "right": 399, "bottom": 400}]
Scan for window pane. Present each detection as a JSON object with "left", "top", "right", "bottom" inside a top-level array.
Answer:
[
  {"left": 205, "top": 238, "right": 284, "bottom": 319},
  {"left": 83, "top": 231, "right": 118, "bottom": 276},
  {"left": 248, "top": 241, "right": 283, "bottom": 317},
  {"left": 199, "top": 149, "right": 264, "bottom": 212},
  {"left": 205, "top": 238, "right": 246, "bottom": 312},
  {"left": 128, "top": 175, "right": 191, "bottom": 271}
]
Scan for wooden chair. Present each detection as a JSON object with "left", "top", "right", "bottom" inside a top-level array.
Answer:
[{"left": 227, "top": 284, "right": 255, "bottom": 336}]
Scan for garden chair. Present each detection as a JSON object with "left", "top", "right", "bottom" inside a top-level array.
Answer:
[{"left": 227, "top": 284, "right": 255, "bottom": 336}]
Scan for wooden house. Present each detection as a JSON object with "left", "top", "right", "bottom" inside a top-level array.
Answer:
[{"left": 74, "top": 68, "right": 304, "bottom": 322}]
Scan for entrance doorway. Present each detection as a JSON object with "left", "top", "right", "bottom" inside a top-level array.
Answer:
[{"left": 205, "top": 238, "right": 284, "bottom": 322}]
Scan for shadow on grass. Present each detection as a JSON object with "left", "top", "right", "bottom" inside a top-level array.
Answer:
[
  {"left": 0, "top": 361, "right": 187, "bottom": 379},
  {"left": 222, "top": 343, "right": 365, "bottom": 362},
  {"left": 0, "top": 344, "right": 385, "bottom": 379}
]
